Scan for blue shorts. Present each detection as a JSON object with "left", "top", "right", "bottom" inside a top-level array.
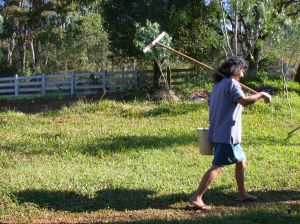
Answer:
[{"left": 212, "top": 143, "right": 246, "bottom": 167}]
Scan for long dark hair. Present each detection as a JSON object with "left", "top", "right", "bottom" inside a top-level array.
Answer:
[{"left": 213, "top": 56, "right": 248, "bottom": 82}]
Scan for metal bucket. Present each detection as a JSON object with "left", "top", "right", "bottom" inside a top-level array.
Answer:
[{"left": 197, "top": 128, "right": 214, "bottom": 155}]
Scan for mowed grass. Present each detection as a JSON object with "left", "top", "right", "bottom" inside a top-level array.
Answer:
[{"left": 0, "top": 84, "right": 299, "bottom": 223}]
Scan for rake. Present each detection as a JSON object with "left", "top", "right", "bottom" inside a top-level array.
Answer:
[{"left": 143, "top": 32, "right": 258, "bottom": 94}]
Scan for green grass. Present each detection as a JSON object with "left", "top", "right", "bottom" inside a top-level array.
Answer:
[{"left": 0, "top": 79, "right": 299, "bottom": 223}]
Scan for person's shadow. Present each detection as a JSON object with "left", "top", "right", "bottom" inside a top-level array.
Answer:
[
  {"left": 15, "top": 187, "right": 300, "bottom": 212},
  {"left": 15, "top": 188, "right": 187, "bottom": 212}
]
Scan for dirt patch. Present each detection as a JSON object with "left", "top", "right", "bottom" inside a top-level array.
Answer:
[
  {"left": 191, "top": 89, "right": 210, "bottom": 99},
  {"left": 3, "top": 208, "right": 214, "bottom": 224},
  {"left": 3, "top": 201, "right": 289, "bottom": 224},
  {"left": 150, "top": 89, "right": 181, "bottom": 101}
]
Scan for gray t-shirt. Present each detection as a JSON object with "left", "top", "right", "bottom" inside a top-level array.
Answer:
[{"left": 207, "top": 78, "right": 245, "bottom": 144}]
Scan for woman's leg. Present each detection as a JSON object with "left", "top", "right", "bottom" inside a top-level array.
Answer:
[
  {"left": 189, "top": 165, "right": 223, "bottom": 209},
  {"left": 235, "top": 160, "right": 257, "bottom": 200}
]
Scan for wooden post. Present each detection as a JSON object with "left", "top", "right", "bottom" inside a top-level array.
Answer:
[
  {"left": 41, "top": 74, "right": 46, "bottom": 95},
  {"left": 102, "top": 71, "right": 106, "bottom": 91},
  {"left": 70, "top": 73, "right": 75, "bottom": 95},
  {"left": 133, "top": 58, "right": 136, "bottom": 70},
  {"left": 153, "top": 60, "right": 160, "bottom": 89},
  {"left": 167, "top": 66, "right": 171, "bottom": 90},
  {"left": 122, "top": 65, "right": 125, "bottom": 91},
  {"left": 14, "top": 74, "right": 19, "bottom": 97},
  {"left": 134, "top": 70, "right": 138, "bottom": 89}
]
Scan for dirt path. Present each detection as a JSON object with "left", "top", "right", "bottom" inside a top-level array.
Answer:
[{"left": 4, "top": 201, "right": 297, "bottom": 224}]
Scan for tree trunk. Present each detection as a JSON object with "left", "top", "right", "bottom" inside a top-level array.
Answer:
[
  {"left": 29, "top": 38, "right": 36, "bottom": 71},
  {"left": 18, "top": 34, "right": 26, "bottom": 75},
  {"left": 219, "top": 0, "right": 233, "bottom": 56},
  {"left": 7, "top": 40, "right": 13, "bottom": 65},
  {"left": 248, "top": 45, "right": 261, "bottom": 76},
  {"left": 234, "top": 0, "right": 238, "bottom": 56},
  {"left": 294, "top": 63, "right": 300, "bottom": 84},
  {"left": 7, "top": 35, "right": 16, "bottom": 65},
  {"left": 35, "top": 39, "right": 42, "bottom": 65}
]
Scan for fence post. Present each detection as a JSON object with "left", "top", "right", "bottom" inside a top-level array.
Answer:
[
  {"left": 14, "top": 74, "right": 19, "bottom": 97},
  {"left": 153, "top": 61, "right": 160, "bottom": 89},
  {"left": 167, "top": 66, "right": 171, "bottom": 90},
  {"left": 102, "top": 71, "right": 107, "bottom": 92},
  {"left": 70, "top": 73, "right": 75, "bottom": 95},
  {"left": 41, "top": 74, "right": 46, "bottom": 96},
  {"left": 134, "top": 70, "right": 138, "bottom": 89}
]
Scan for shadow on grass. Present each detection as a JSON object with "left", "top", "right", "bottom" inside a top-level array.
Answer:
[
  {"left": 244, "top": 135, "right": 300, "bottom": 147},
  {"left": 141, "top": 102, "right": 202, "bottom": 118},
  {"left": 0, "top": 93, "right": 204, "bottom": 119},
  {"left": 110, "top": 208, "right": 300, "bottom": 224},
  {"left": 1, "top": 133, "right": 196, "bottom": 156},
  {"left": 15, "top": 188, "right": 186, "bottom": 212},
  {"left": 0, "top": 92, "right": 136, "bottom": 114},
  {"left": 79, "top": 134, "right": 196, "bottom": 155},
  {"left": 0, "top": 96, "right": 81, "bottom": 114},
  {"left": 15, "top": 187, "right": 300, "bottom": 213}
]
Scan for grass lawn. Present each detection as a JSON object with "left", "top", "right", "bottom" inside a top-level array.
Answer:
[{"left": 0, "top": 78, "right": 299, "bottom": 223}]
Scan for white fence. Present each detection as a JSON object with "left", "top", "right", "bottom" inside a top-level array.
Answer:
[
  {"left": 0, "top": 65, "right": 295, "bottom": 98},
  {"left": 0, "top": 68, "right": 197, "bottom": 98},
  {"left": 0, "top": 70, "right": 151, "bottom": 98}
]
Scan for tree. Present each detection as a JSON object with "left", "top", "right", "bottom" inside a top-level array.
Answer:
[
  {"left": 0, "top": 0, "right": 105, "bottom": 75},
  {"left": 102, "top": 0, "right": 223, "bottom": 67},
  {"left": 54, "top": 11, "right": 110, "bottom": 73},
  {"left": 215, "top": 0, "right": 300, "bottom": 75},
  {"left": 134, "top": 20, "right": 172, "bottom": 89},
  {"left": 167, "top": 0, "right": 223, "bottom": 64},
  {"left": 102, "top": 0, "right": 168, "bottom": 63},
  {"left": 263, "top": 16, "right": 300, "bottom": 73},
  {"left": 295, "top": 63, "right": 300, "bottom": 84}
]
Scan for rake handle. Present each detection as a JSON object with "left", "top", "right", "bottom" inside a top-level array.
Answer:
[{"left": 157, "top": 42, "right": 258, "bottom": 94}]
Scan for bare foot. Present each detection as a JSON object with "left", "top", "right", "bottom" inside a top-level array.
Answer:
[
  {"left": 188, "top": 198, "right": 212, "bottom": 211},
  {"left": 191, "top": 202, "right": 212, "bottom": 211},
  {"left": 237, "top": 192, "right": 258, "bottom": 201}
]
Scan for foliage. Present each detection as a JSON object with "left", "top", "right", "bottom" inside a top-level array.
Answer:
[
  {"left": 0, "top": 0, "right": 107, "bottom": 76},
  {"left": 134, "top": 20, "right": 172, "bottom": 63},
  {"left": 216, "top": 0, "right": 300, "bottom": 75},
  {"left": 102, "top": 0, "right": 170, "bottom": 62},
  {"left": 0, "top": 0, "right": 299, "bottom": 81},
  {"left": 168, "top": 0, "right": 223, "bottom": 64},
  {"left": 102, "top": 0, "right": 224, "bottom": 66},
  {"left": 264, "top": 17, "right": 300, "bottom": 69},
  {"left": 46, "top": 11, "right": 110, "bottom": 73}
]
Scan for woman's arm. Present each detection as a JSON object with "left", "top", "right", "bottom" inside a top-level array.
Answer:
[{"left": 236, "top": 92, "right": 272, "bottom": 106}]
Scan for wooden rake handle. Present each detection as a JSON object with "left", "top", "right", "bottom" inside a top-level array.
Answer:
[{"left": 157, "top": 42, "right": 258, "bottom": 94}]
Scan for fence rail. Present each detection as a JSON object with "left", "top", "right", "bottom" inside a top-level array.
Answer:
[
  {"left": 0, "top": 68, "right": 195, "bottom": 98},
  {"left": 1, "top": 64, "right": 295, "bottom": 99}
]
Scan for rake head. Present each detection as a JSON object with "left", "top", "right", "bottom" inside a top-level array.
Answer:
[{"left": 143, "top": 32, "right": 166, "bottom": 53}]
